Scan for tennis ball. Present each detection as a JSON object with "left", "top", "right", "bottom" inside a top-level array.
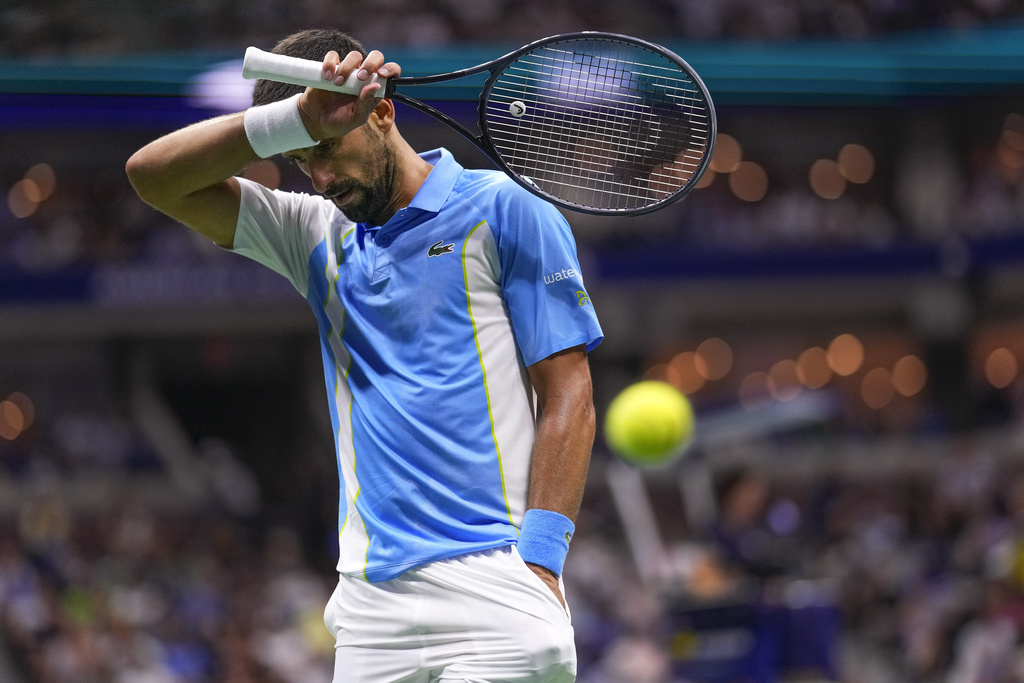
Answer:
[{"left": 604, "top": 381, "right": 695, "bottom": 467}]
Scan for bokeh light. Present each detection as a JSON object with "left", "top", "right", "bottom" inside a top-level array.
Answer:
[
  {"left": 8, "top": 179, "right": 42, "bottom": 218},
  {"left": 728, "top": 161, "right": 769, "bottom": 202},
  {"left": 891, "top": 355, "right": 927, "bottom": 397},
  {"left": 827, "top": 334, "right": 864, "bottom": 376},
  {"left": 695, "top": 337, "right": 733, "bottom": 380},
  {"left": 809, "top": 159, "right": 847, "bottom": 199},
  {"left": 998, "top": 135, "right": 1024, "bottom": 169},
  {"left": 738, "top": 371, "right": 770, "bottom": 409},
  {"left": 710, "top": 133, "right": 742, "bottom": 173},
  {"left": 643, "top": 363, "right": 672, "bottom": 384},
  {"left": 0, "top": 400, "right": 24, "bottom": 440},
  {"left": 796, "top": 346, "right": 832, "bottom": 389},
  {"left": 1003, "top": 126, "right": 1024, "bottom": 153},
  {"left": 669, "top": 351, "right": 708, "bottom": 394},
  {"left": 1005, "top": 112, "right": 1024, "bottom": 134},
  {"left": 696, "top": 167, "right": 716, "bottom": 188},
  {"left": 985, "top": 348, "right": 1019, "bottom": 389},
  {"left": 767, "top": 359, "right": 802, "bottom": 402},
  {"left": 837, "top": 143, "right": 875, "bottom": 184},
  {"left": 861, "top": 367, "right": 895, "bottom": 409},
  {"left": 25, "top": 163, "right": 57, "bottom": 200},
  {"left": 8, "top": 392, "right": 35, "bottom": 430}
]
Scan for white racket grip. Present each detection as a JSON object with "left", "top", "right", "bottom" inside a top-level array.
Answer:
[{"left": 242, "top": 47, "right": 387, "bottom": 98}]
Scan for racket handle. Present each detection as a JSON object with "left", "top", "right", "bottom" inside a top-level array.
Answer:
[{"left": 242, "top": 47, "right": 388, "bottom": 98}]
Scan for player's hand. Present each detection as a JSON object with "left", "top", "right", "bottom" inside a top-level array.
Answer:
[
  {"left": 526, "top": 562, "right": 567, "bottom": 612},
  {"left": 297, "top": 50, "right": 401, "bottom": 141}
]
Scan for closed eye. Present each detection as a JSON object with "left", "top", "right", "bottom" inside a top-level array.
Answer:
[
  {"left": 311, "top": 139, "right": 337, "bottom": 160},
  {"left": 282, "top": 139, "right": 334, "bottom": 176}
]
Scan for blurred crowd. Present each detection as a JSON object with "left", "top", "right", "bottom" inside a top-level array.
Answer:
[
  {"left": 0, "top": 389, "right": 159, "bottom": 483},
  {"left": 3, "top": 114, "right": 1024, "bottom": 278},
  {"left": 0, "top": 336, "right": 1021, "bottom": 682},
  {"left": 4, "top": 2, "right": 1024, "bottom": 681},
  {"left": 6, "top": 429, "right": 1024, "bottom": 682},
  {"left": 0, "top": 497, "right": 338, "bottom": 682},
  {"left": 0, "top": 168, "right": 222, "bottom": 276},
  {"left": 2, "top": 0, "right": 1024, "bottom": 55}
]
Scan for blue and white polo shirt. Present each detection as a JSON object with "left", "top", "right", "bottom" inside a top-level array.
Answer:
[{"left": 232, "top": 148, "right": 603, "bottom": 582}]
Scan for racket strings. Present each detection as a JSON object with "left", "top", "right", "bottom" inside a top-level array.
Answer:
[
  {"left": 502, "top": 58, "right": 702, "bottom": 102},
  {"left": 486, "top": 104, "right": 709, "bottom": 165},
  {"left": 486, "top": 132, "right": 709, "bottom": 186},
  {"left": 489, "top": 82, "right": 711, "bottom": 137},
  {"left": 483, "top": 38, "right": 712, "bottom": 212},
  {"left": 516, "top": 61, "right": 701, "bottom": 203}
]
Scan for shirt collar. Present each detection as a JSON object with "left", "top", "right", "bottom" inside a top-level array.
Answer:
[
  {"left": 355, "top": 148, "right": 461, "bottom": 249},
  {"left": 406, "top": 148, "right": 462, "bottom": 214}
]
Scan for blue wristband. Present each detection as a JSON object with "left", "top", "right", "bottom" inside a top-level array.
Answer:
[{"left": 516, "top": 508, "right": 575, "bottom": 577}]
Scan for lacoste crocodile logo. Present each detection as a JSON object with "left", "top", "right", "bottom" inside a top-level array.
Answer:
[{"left": 428, "top": 240, "right": 455, "bottom": 257}]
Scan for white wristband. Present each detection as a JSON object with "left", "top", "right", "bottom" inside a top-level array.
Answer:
[{"left": 243, "top": 94, "right": 319, "bottom": 158}]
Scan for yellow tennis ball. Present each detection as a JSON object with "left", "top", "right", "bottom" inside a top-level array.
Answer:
[{"left": 604, "top": 381, "right": 695, "bottom": 466}]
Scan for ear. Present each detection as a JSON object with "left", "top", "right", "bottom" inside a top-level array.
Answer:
[{"left": 370, "top": 98, "right": 395, "bottom": 134}]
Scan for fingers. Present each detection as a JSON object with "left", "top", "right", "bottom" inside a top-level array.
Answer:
[
  {"left": 305, "top": 48, "right": 396, "bottom": 137},
  {"left": 321, "top": 50, "right": 396, "bottom": 89},
  {"left": 525, "top": 562, "right": 567, "bottom": 610},
  {"left": 357, "top": 52, "right": 399, "bottom": 82},
  {"left": 320, "top": 50, "right": 338, "bottom": 81},
  {"left": 321, "top": 50, "right": 363, "bottom": 85},
  {"left": 351, "top": 50, "right": 384, "bottom": 102},
  {"left": 359, "top": 50, "right": 385, "bottom": 79},
  {"left": 353, "top": 51, "right": 395, "bottom": 102}
]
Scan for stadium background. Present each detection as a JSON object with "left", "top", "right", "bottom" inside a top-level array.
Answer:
[{"left": 4, "top": 1, "right": 1024, "bottom": 681}]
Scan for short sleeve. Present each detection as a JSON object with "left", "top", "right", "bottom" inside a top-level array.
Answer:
[
  {"left": 231, "top": 178, "right": 339, "bottom": 297},
  {"left": 494, "top": 185, "right": 603, "bottom": 366}
]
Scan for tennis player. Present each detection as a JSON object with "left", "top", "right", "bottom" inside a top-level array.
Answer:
[{"left": 126, "top": 29, "right": 603, "bottom": 682}]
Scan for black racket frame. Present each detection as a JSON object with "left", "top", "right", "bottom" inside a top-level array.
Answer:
[{"left": 382, "top": 31, "right": 717, "bottom": 216}]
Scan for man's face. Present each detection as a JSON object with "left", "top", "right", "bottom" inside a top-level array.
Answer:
[{"left": 286, "top": 121, "right": 398, "bottom": 225}]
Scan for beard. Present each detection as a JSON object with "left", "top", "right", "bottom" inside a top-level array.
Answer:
[{"left": 324, "top": 128, "right": 399, "bottom": 226}]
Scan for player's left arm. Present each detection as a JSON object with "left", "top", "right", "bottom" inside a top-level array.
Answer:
[{"left": 524, "top": 343, "right": 596, "bottom": 606}]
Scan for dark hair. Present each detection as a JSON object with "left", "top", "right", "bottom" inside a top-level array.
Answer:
[{"left": 251, "top": 29, "right": 366, "bottom": 107}]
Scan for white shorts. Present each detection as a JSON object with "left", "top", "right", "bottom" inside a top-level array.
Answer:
[{"left": 324, "top": 545, "right": 576, "bottom": 683}]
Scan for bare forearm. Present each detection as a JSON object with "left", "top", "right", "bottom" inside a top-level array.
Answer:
[
  {"left": 527, "top": 402, "right": 594, "bottom": 518},
  {"left": 522, "top": 349, "right": 595, "bottom": 602},
  {"left": 125, "top": 113, "right": 254, "bottom": 245},
  {"left": 526, "top": 354, "right": 596, "bottom": 520}
]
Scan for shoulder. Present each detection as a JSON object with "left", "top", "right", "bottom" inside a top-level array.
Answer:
[
  {"left": 452, "top": 168, "right": 532, "bottom": 203},
  {"left": 235, "top": 177, "right": 353, "bottom": 260},
  {"left": 238, "top": 177, "right": 333, "bottom": 212},
  {"left": 455, "top": 169, "right": 563, "bottom": 225},
  {"left": 238, "top": 178, "right": 342, "bottom": 227}
]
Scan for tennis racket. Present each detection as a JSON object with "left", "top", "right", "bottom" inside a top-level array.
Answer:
[{"left": 242, "top": 32, "right": 716, "bottom": 216}]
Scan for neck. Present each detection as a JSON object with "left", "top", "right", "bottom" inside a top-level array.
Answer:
[{"left": 372, "top": 136, "right": 434, "bottom": 226}]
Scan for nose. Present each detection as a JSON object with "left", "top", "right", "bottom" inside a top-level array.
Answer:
[{"left": 307, "top": 160, "right": 335, "bottom": 194}]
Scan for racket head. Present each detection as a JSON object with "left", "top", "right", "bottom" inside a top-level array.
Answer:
[{"left": 478, "top": 33, "right": 716, "bottom": 216}]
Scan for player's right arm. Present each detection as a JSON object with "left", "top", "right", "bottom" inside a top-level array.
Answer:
[
  {"left": 125, "top": 114, "right": 253, "bottom": 248},
  {"left": 125, "top": 49, "right": 397, "bottom": 247}
]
